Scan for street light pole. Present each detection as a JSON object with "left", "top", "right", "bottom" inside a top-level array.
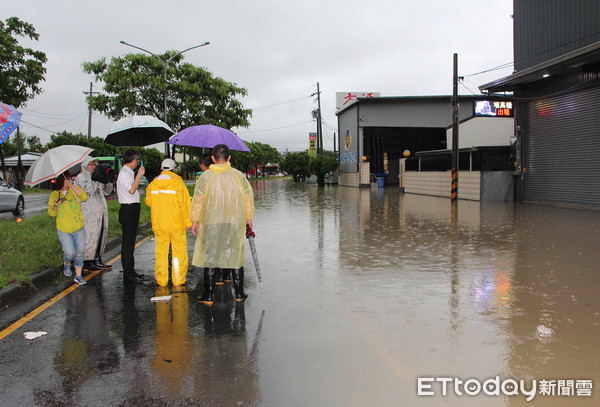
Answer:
[{"left": 119, "top": 40, "right": 210, "bottom": 157}]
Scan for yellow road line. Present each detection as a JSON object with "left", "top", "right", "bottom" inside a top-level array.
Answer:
[{"left": 0, "top": 235, "right": 153, "bottom": 342}]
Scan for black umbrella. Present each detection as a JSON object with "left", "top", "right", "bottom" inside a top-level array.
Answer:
[{"left": 104, "top": 115, "right": 173, "bottom": 146}]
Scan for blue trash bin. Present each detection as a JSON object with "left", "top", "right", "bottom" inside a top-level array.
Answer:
[{"left": 377, "top": 177, "right": 384, "bottom": 187}]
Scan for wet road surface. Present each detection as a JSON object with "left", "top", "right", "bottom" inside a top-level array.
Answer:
[{"left": 0, "top": 180, "right": 599, "bottom": 406}]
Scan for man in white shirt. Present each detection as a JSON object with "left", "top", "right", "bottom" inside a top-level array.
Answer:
[{"left": 117, "top": 150, "right": 146, "bottom": 283}]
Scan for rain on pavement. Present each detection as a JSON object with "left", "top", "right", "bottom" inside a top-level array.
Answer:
[{"left": 0, "top": 179, "right": 599, "bottom": 406}]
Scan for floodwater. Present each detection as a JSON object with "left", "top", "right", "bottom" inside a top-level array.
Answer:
[{"left": 0, "top": 179, "right": 599, "bottom": 406}]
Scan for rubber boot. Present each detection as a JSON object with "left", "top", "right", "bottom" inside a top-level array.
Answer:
[
  {"left": 223, "top": 268, "right": 232, "bottom": 283},
  {"left": 232, "top": 267, "right": 248, "bottom": 302},
  {"left": 215, "top": 268, "right": 224, "bottom": 285},
  {"left": 94, "top": 257, "right": 112, "bottom": 270},
  {"left": 197, "top": 268, "right": 216, "bottom": 306}
]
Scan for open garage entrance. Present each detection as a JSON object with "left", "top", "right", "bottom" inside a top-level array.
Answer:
[{"left": 363, "top": 127, "right": 447, "bottom": 185}]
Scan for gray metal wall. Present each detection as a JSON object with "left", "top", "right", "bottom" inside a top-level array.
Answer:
[
  {"left": 338, "top": 104, "right": 359, "bottom": 173},
  {"left": 358, "top": 98, "right": 474, "bottom": 128},
  {"left": 514, "top": 0, "right": 600, "bottom": 71},
  {"left": 525, "top": 85, "right": 600, "bottom": 204}
]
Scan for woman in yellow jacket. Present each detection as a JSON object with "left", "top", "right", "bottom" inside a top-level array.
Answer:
[{"left": 47, "top": 171, "right": 88, "bottom": 285}]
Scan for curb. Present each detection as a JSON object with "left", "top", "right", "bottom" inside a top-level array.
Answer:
[{"left": 0, "top": 223, "right": 152, "bottom": 312}]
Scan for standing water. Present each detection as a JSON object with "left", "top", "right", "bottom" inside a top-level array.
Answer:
[
  {"left": 249, "top": 180, "right": 600, "bottom": 406},
  {"left": 0, "top": 179, "right": 598, "bottom": 406}
]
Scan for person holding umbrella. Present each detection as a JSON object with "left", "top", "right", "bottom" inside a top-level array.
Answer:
[
  {"left": 75, "top": 156, "right": 114, "bottom": 273},
  {"left": 47, "top": 171, "right": 89, "bottom": 285},
  {"left": 191, "top": 144, "right": 255, "bottom": 305},
  {"left": 116, "top": 149, "right": 146, "bottom": 284},
  {"left": 144, "top": 158, "right": 192, "bottom": 288}
]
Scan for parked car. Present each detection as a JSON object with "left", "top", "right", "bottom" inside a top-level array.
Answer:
[{"left": 0, "top": 177, "right": 24, "bottom": 216}]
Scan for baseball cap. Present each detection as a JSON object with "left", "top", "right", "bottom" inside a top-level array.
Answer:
[{"left": 161, "top": 158, "right": 176, "bottom": 171}]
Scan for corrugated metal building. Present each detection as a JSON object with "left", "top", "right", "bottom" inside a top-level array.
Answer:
[{"left": 480, "top": 0, "right": 600, "bottom": 205}]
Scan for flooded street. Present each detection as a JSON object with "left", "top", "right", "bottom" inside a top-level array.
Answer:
[{"left": 1, "top": 179, "right": 599, "bottom": 406}]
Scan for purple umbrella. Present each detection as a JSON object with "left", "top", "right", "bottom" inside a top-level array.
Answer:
[
  {"left": 0, "top": 103, "right": 22, "bottom": 145},
  {"left": 168, "top": 124, "right": 251, "bottom": 152}
]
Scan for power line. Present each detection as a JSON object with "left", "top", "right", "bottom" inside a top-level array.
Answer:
[
  {"left": 236, "top": 120, "right": 313, "bottom": 134},
  {"left": 322, "top": 119, "right": 337, "bottom": 132},
  {"left": 463, "top": 30, "right": 600, "bottom": 79},
  {"left": 19, "top": 112, "right": 88, "bottom": 133},
  {"left": 19, "top": 108, "right": 88, "bottom": 117},
  {"left": 19, "top": 119, "right": 57, "bottom": 133},
  {"left": 249, "top": 96, "right": 310, "bottom": 110}
]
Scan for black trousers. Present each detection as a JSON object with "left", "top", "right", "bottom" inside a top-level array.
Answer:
[{"left": 119, "top": 203, "right": 140, "bottom": 273}]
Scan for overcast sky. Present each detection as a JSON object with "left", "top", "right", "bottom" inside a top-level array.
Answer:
[{"left": 6, "top": 0, "right": 514, "bottom": 153}]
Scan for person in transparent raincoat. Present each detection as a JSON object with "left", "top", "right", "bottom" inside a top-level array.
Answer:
[{"left": 191, "top": 144, "right": 255, "bottom": 306}]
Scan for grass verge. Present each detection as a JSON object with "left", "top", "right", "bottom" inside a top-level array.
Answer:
[{"left": 0, "top": 196, "right": 152, "bottom": 289}]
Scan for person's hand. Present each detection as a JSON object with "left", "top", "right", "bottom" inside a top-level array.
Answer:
[
  {"left": 191, "top": 222, "right": 199, "bottom": 236},
  {"left": 138, "top": 165, "right": 146, "bottom": 177},
  {"left": 246, "top": 219, "right": 253, "bottom": 230},
  {"left": 53, "top": 197, "right": 64, "bottom": 210}
]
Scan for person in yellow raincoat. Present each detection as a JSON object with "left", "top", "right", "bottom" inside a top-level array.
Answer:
[
  {"left": 145, "top": 159, "right": 192, "bottom": 287},
  {"left": 191, "top": 144, "right": 255, "bottom": 305}
]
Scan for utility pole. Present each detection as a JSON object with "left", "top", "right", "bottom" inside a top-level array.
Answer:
[
  {"left": 311, "top": 83, "right": 324, "bottom": 155},
  {"left": 83, "top": 82, "right": 99, "bottom": 139},
  {"left": 317, "top": 82, "right": 323, "bottom": 155},
  {"left": 451, "top": 53, "right": 460, "bottom": 204},
  {"left": 333, "top": 132, "right": 336, "bottom": 157}
]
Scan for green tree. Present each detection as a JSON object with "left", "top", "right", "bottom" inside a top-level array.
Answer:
[
  {"left": 281, "top": 151, "right": 310, "bottom": 182},
  {"left": 0, "top": 133, "right": 47, "bottom": 156},
  {"left": 229, "top": 141, "right": 279, "bottom": 176},
  {"left": 138, "top": 147, "right": 164, "bottom": 181},
  {"left": 230, "top": 148, "right": 254, "bottom": 175},
  {"left": 82, "top": 53, "right": 252, "bottom": 135},
  {"left": 46, "top": 131, "right": 121, "bottom": 157},
  {"left": 0, "top": 17, "right": 47, "bottom": 185},
  {"left": 182, "top": 158, "right": 200, "bottom": 176},
  {"left": 25, "top": 135, "right": 44, "bottom": 152},
  {"left": 0, "top": 17, "right": 47, "bottom": 107},
  {"left": 309, "top": 151, "right": 339, "bottom": 187},
  {"left": 252, "top": 141, "right": 280, "bottom": 174}
]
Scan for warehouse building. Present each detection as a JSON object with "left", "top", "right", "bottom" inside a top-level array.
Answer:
[
  {"left": 336, "top": 96, "right": 515, "bottom": 200},
  {"left": 480, "top": 0, "right": 600, "bottom": 205}
]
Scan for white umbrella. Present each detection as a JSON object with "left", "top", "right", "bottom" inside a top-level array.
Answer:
[
  {"left": 24, "top": 145, "right": 94, "bottom": 186},
  {"left": 105, "top": 115, "right": 173, "bottom": 146}
]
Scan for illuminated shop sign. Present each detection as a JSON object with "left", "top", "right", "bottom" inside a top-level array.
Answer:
[{"left": 474, "top": 100, "right": 514, "bottom": 117}]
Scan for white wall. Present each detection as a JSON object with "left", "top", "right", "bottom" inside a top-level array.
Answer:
[
  {"left": 446, "top": 117, "right": 514, "bottom": 148},
  {"left": 404, "top": 171, "right": 481, "bottom": 201}
]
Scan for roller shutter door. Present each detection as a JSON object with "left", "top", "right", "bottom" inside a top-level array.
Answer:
[{"left": 526, "top": 86, "right": 600, "bottom": 204}]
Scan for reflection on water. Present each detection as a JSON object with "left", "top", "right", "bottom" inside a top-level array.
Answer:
[
  {"left": 152, "top": 286, "right": 192, "bottom": 398},
  {"left": 251, "top": 181, "right": 599, "bottom": 406}
]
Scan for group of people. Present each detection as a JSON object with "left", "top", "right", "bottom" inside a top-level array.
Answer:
[
  {"left": 144, "top": 144, "right": 255, "bottom": 305},
  {"left": 48, "top": 144, "right": 255, "bottom": 305},
  {"left": 47, "top": 156, "right": 113, "bottom": 285}
]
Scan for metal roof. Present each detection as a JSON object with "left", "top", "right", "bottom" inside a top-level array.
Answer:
[
  {"left": 479, "top": 40, "right": 600, "bottom": 93},
  {"left": 335, "top": 95, "right": 485, "bottom": 116},
  {"left": 3, "top": 152, "right": 42, "bottom": 167}
]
